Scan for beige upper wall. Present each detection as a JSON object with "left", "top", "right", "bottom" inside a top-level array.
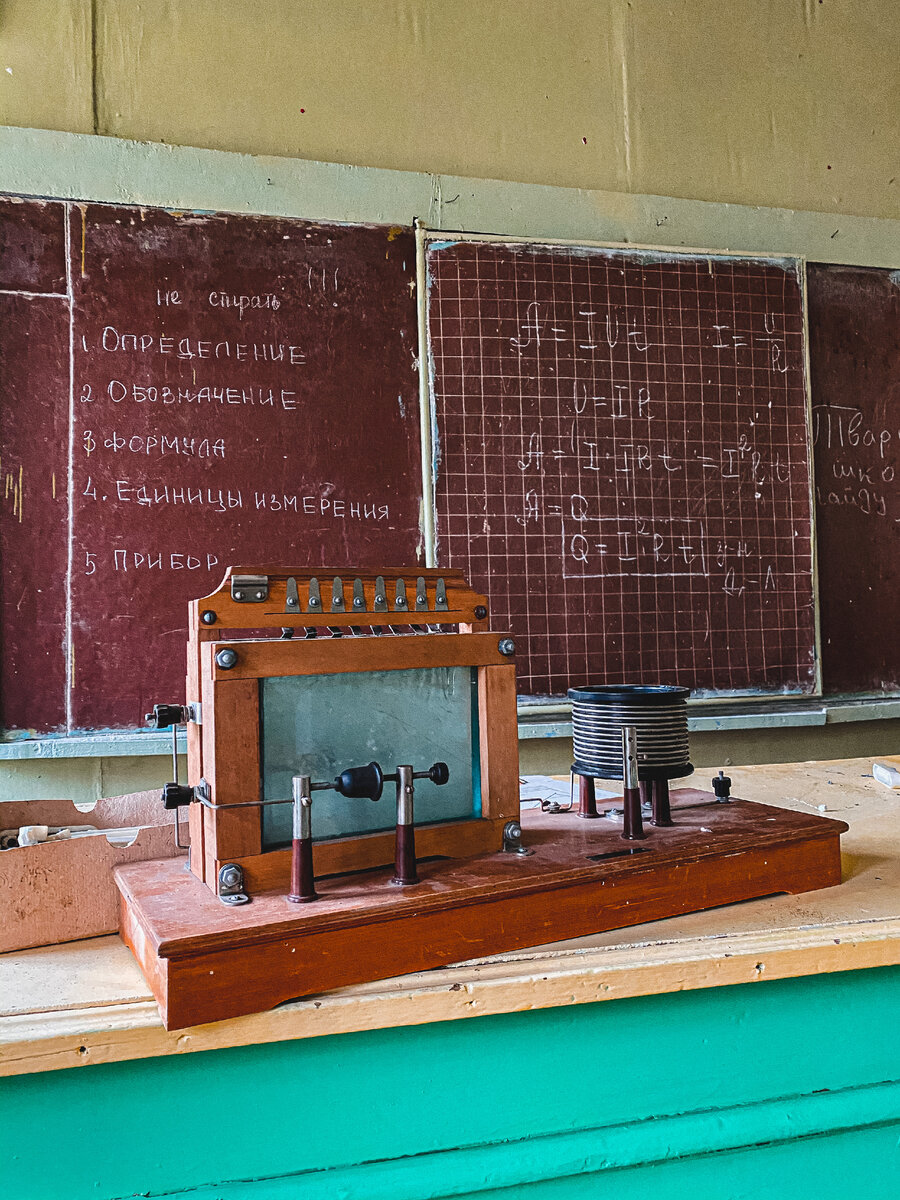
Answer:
[{"left": 1, "top": 0, "right": 897, "bottom": 220}]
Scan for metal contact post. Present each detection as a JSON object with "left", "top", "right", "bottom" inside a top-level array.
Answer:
[
  {"left": 289, "top": 774, "right": 317, "bottom": 902},
  {"left": 392, "top": 764, "right": 418, "bottom": 885}
]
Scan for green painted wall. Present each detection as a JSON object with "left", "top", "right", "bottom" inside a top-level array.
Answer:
[{"left": 3, "top": 967, "right": 899, "bottom": 1198}]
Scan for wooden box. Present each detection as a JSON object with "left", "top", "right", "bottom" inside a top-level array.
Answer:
[{"left": 1, "top": 790, "right": 184, "bottom": 952}]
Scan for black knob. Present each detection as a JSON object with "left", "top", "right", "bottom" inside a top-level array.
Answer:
[
  {"left": 474, "top": 605, "right": 488, "bottom": 620},
  {"left": 162, "top": 782, "right": 195, "bottom": 810},
  {"left": 712, "top": 770, "right": 732, "bottom": 801},
  {"left": 334, "top": 761, "right": 384, "bottom": 802},
  {"left": 427, "top": 762, "right": 450, "bottom": 786},
  {"left": 215, "top": 647, "right": 239, "bottom": 670},
  {"left": 200, "top": 610, "right": 217, "bottom": 625},
  {"left": 146, "top": 703, "right": 186, "bottom": 729}
]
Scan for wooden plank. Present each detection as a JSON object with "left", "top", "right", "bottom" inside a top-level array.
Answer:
[
  {"left": 120, "top": 799, "right": 847, "bottom": 956},
  {"left": 117, "top": 797, "right": 846, "bottom": 1027},
  {"left": 206, "top": 630, "right": 509, "bottom": 681},
  {"left": 477, "top": 664, "right": 520, "bottom": 822},
  {"left": 199, "top": 675, "right": 261, "bottom": 869},
  {"left": 186, "top": 608, "right": 206, "bottom": 882},
  {"left": 6, "top": 919, "right": 900, "bottom": 1078},
  {"left": 118, "top": 802, "right": 844, "bottom": 1028},
  {"left": 190, "top": 566, "right": 490, "bottom": 632}
]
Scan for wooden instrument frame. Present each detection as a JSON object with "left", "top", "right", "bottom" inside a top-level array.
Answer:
[{"left": 185, "top": 567, "right": 520, "bottom": 894}]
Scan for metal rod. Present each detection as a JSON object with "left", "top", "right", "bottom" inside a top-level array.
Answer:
[
  {"left": 172, "top": 725, "right": 188, "bottom": 850},
  {"left": 392, "top": 764, "right": 418, "bottom": 885},
  {"left": 198, "top": 778, "right": 335, "bottom": 811},
  {"left": 288, "top": 775, "right": 317, "bottom": 903},
  {"left": 171, "top": 725, "right": 179, "bottom": 783},
  {"left": 621, "top": 726, "right": 646, "bottom": 841},
  {"left": 198, "top": 796, "right": 292, "bottom": 810}
]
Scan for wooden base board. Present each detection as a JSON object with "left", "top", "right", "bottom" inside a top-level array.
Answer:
[{"left": 116, "top": 792, "right": 847, "bottom": 1030}]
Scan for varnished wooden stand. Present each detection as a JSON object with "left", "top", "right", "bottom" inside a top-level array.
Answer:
[{"left": 117, "top": 789, "right": 847, "bottom": 1030}]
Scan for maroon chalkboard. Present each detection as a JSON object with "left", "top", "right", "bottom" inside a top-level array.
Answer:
[
  {"left": 0, "top": 198, "right": 421, "bottom": 733},
  {"left": 807, "top": 262, "right": 900, "bottom": 694},
  {"left": 0, "top": 201, "right": 70, "bottom": 731},
  {"left": 427, "top": 239, "right": 815, "bottom": 698}
]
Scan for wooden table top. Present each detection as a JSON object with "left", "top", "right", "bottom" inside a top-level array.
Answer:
[{"left": 2, "top": 757, "right": 899, "bottom": 1077}]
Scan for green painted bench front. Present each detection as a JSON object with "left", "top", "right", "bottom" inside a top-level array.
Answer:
[{"left": 3, "top": 966, "right": 899, "bottom": 1199}]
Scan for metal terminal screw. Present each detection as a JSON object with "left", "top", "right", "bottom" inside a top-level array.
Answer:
[
  {"left": 498, "top": 637, "right": 516, "bottom": 656},
  {"left": 474, "top": 605, "right": 488, "bottom": 620},
  {"left": 353, "top": 597, "right": 364, "bottom": 607},
  {"left": 286, "top": 596, "right": 298, "bottom": 607},
  {"left": 200, "top": 610, "right": 217, "bottom": 626},
  {"left": 712, "top": 770, "right": 732, "bottom": 802},
  {"left": 255, "top": 590, "right": 265, "bottom": 600},
  {"left": 502, "top": 820, "right": 532, "bottom": 855},
  {"left": 218, "top": 861, "right": 250, "bottom": 905},
  {"left": 220, "top": 865, "right": 242, "bottom": 889},
  {"left": 215, "top": 647, "right": 239, "bottom": 670}
]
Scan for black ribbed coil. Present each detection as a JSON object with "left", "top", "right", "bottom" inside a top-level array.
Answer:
[{"left": 568, "top": 684, "right": 693, "bottom": 782}]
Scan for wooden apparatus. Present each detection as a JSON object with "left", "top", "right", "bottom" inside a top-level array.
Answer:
[
  {"left": 116, "top": 566, "right": 848, "bottom": 1030},
  {"left": 176, "top": 566, "right": 518, "bottom": 893}
]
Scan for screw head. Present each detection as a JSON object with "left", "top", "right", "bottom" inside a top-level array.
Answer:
[
  {"left": 215, "top": 647, "right": 239, "bottom": 670},
  {"left": 503, "top": 820, "right": 522, "bottom": 842},
  {"left": 200, "top": 610, "right": 217, "bottom": 626},
  {"left": 475, "top": 605, "right": 488, "bottom": 620},
  {"left": 498, "top": 637, "right": 516, "bottom": 656},
  {"left": 220, "top": 865, "right": 241, "bottom": 889}
]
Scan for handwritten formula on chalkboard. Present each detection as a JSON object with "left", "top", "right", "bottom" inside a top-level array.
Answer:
[
  {"left": 426, "top": 239, "right": 815, "bottom": 698},
  {"left": 0, "top": 199, "right": 421, "bottom": 733}
]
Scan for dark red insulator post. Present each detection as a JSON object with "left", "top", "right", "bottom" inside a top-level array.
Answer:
[
  {"left": 288, "top": 775, "right": 318, "bottom": 902},
  {"left": 651, "top": 778, "right": 673, "bottom": 827},
  {"left": 577, "top": 773, "right": 599, "bottom": 818}
]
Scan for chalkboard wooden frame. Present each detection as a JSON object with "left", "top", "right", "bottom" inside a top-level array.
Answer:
[{"left": 421, "top": 228, "right": 822, "bottom": 703}]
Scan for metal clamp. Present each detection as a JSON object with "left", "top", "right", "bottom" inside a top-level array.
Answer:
[{"left": 231, "top": 574, "right": 269, "bottom": 603}]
